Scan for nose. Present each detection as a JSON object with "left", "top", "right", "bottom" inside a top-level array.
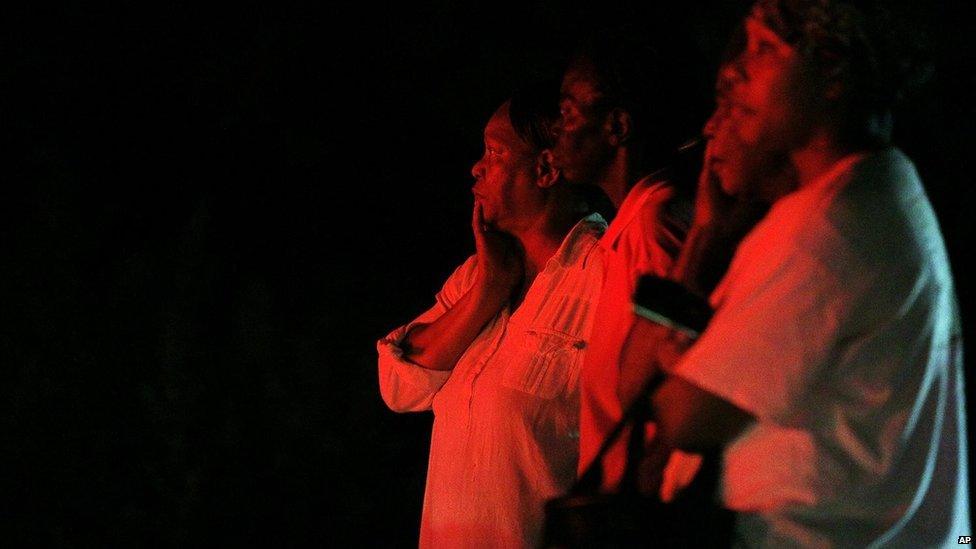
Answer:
[
  {"left": 471, "top": 155, "right": 484, "bottom": 180},
  {"left": 705, "top": 65, "right": 741, "bottom": 139},
  {"left": 720, "top": 61, "right": 746, "bottom": 90},
  {"left": 703, "top": 110, "right": 721, "bottom": 139},
  {"left": 713, "top": 63, "right": 742, "bottom": 98}
]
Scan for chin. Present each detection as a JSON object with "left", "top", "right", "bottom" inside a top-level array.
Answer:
[
  {"left": 479, "top": 203, "right": 496, "bottom": 220},
  {"left": 493, "top": 214, "right": 514, "bottom": 230},
  {"left": 717, "top": 166, "right": 746, "bottom": 196},
  {"left": 719, "top": 179, "right": 744, "bottom": 197},
  {"left": 484, "top": 213, "right": 507, "bottom": 231},
  {"left": 722, "top": 156, "right": 772, "bottom": 197}
]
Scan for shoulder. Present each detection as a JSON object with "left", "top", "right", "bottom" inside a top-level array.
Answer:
[
  {"left": 631, "top": 179, "right": 692, "bottom": 237},
  {"left": 576, "top": 213, "right": 608, "bottom": 246},
  {"left": 609, "top": 179, "right": 689, "bottom": 274},
  {"left": 797, "top": 149, "right": 934, "bottom": 278},
  {"left": 555, "top": 213, "right": 607, "bottom": 270},
  {"left": 728, "top": 150, "right": 941, "bottom": 326},
  {"left": 630, "top": 178, "right": 678, "bottom": 210}
]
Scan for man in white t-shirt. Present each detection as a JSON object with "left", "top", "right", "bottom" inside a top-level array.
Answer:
[{"left": 626, "top": 1, "right": 969, "bottom": 546}]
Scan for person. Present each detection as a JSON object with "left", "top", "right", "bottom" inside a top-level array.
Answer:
[
  {"left": 548, "top": 34, "right": 695, "bottom": 491},
  {"left": 627, "top": 1, "right": 969, "bottom": 545},
  {"left": 377, "top": 84, "right": 607, "bottom": 548}
]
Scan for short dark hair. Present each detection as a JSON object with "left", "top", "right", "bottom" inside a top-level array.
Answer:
[
  {"left": 569, "top": 31, "right": 696, "bottom": 165},
  {"left": 508, "top": 78, "right": 611, "bottom": 217},
  {"left": 508, "top": 78, "right": 560, "bottom": 152},
  {"left": 751, "top": 0, "right": 933, "bottom": 145}
]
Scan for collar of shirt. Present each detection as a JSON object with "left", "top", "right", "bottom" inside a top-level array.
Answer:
[
  {"left": 549, "top": 212, "right": 607, "bottom": 269},
  {"left": 709, "top": 149, "right": 883, "bottom": 309},
  {"left": 598, "top": 174, "right": 670, "bottom": 252},
  {"left": 793, "top": 150, "right": 870, "bottom": 199}
]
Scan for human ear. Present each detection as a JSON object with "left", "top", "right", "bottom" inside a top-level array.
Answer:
[
  {"left": 605, "top": 108, "right": 632, "bottom": 146},
  {"left": 536, "top": 150, "right": 560, "bottom": 189}
]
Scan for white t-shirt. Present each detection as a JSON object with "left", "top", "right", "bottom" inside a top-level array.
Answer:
[{"left": 673, "top": 149, "right": 969, "bottom": 547}]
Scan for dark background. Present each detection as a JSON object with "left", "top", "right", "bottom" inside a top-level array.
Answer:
[{"left": 5, "top": 1, "right": 973, "bottom": 546}]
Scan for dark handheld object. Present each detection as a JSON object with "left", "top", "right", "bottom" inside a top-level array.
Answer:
[
  {"left": 541, "top": 275, "right": 730, "bottom": 548},
  {"left": 632, "top": 275, "right": 713, "bottom": 338}
]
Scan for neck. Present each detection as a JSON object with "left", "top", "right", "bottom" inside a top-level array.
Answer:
[
  {"left": 789, "top": 128, "right": 857, "bottom": 191},
  {"left": 597, "top": 149, "right": 646, "bottom": 208},
  {"left": 509, "top": 200, "right": 582, "bottom": 279}
]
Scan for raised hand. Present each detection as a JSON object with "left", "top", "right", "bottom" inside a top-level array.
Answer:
[
  {"left": 693, "top": 143, "right": 765, "bottom": 233},
  {"left": 472, "top": 201, "right": 523, "bottom": 299}
]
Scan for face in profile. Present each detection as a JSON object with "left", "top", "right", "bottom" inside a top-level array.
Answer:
[
  {"left": 470, "top": 102, "right": 543, "bottom": 231},
  {"left": 550, "top": 60, "right": 613, "bottom": 187},
  {"left": 709, "top": 14, "right": 821, "bottom": 198},
  {"left": 704, "top": 64, "right": 770, "bottom": 198}
]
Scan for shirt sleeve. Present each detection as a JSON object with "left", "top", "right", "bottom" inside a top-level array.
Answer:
[
  {"left": 671, "top": 247, "right": 851, "bottom": 424},
  {"left": 376, "top": 255, "right": 478, "bottom": 413}
]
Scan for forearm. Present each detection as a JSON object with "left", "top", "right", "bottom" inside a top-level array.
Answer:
[
  {"left": 651, "top": 377, "right": 753, "bottom": 452},
  {"left": 401, "top": 284, "right": 508, "bottom": 371},
  {"left": 628, "top": 277, "right": 750, "bottom": 453},
  {"left": 617, "top": 318, "right": 694, "bottom": 409}
]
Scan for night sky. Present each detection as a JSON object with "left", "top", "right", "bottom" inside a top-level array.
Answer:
[{"left": 5, "top": 1, "right": 973, "bottom": 545}]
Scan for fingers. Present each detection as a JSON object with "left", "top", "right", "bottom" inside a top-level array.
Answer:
[
  {"left": 659, "top": 451, "right": 703, "bottom": 503},
  {"left": 699, "top": 145, "right": 720, "bottom": 193},
  {"left": 472, "top": 201, "right": 484, "bottom": 243}
]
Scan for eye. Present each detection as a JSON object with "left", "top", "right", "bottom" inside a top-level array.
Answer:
[
  {"left": 729, "top": 100, "right": 757, "bottom": 119},
  {"left": 755, "top": 39, "right": 775, "bottom": 55},
  {"left": 559, "top": 100, "right": 573, "bottom": 117}
]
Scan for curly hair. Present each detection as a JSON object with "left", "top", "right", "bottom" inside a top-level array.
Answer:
[{"left": 751, "top": 0, "right": 932, "bottom": 123}]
